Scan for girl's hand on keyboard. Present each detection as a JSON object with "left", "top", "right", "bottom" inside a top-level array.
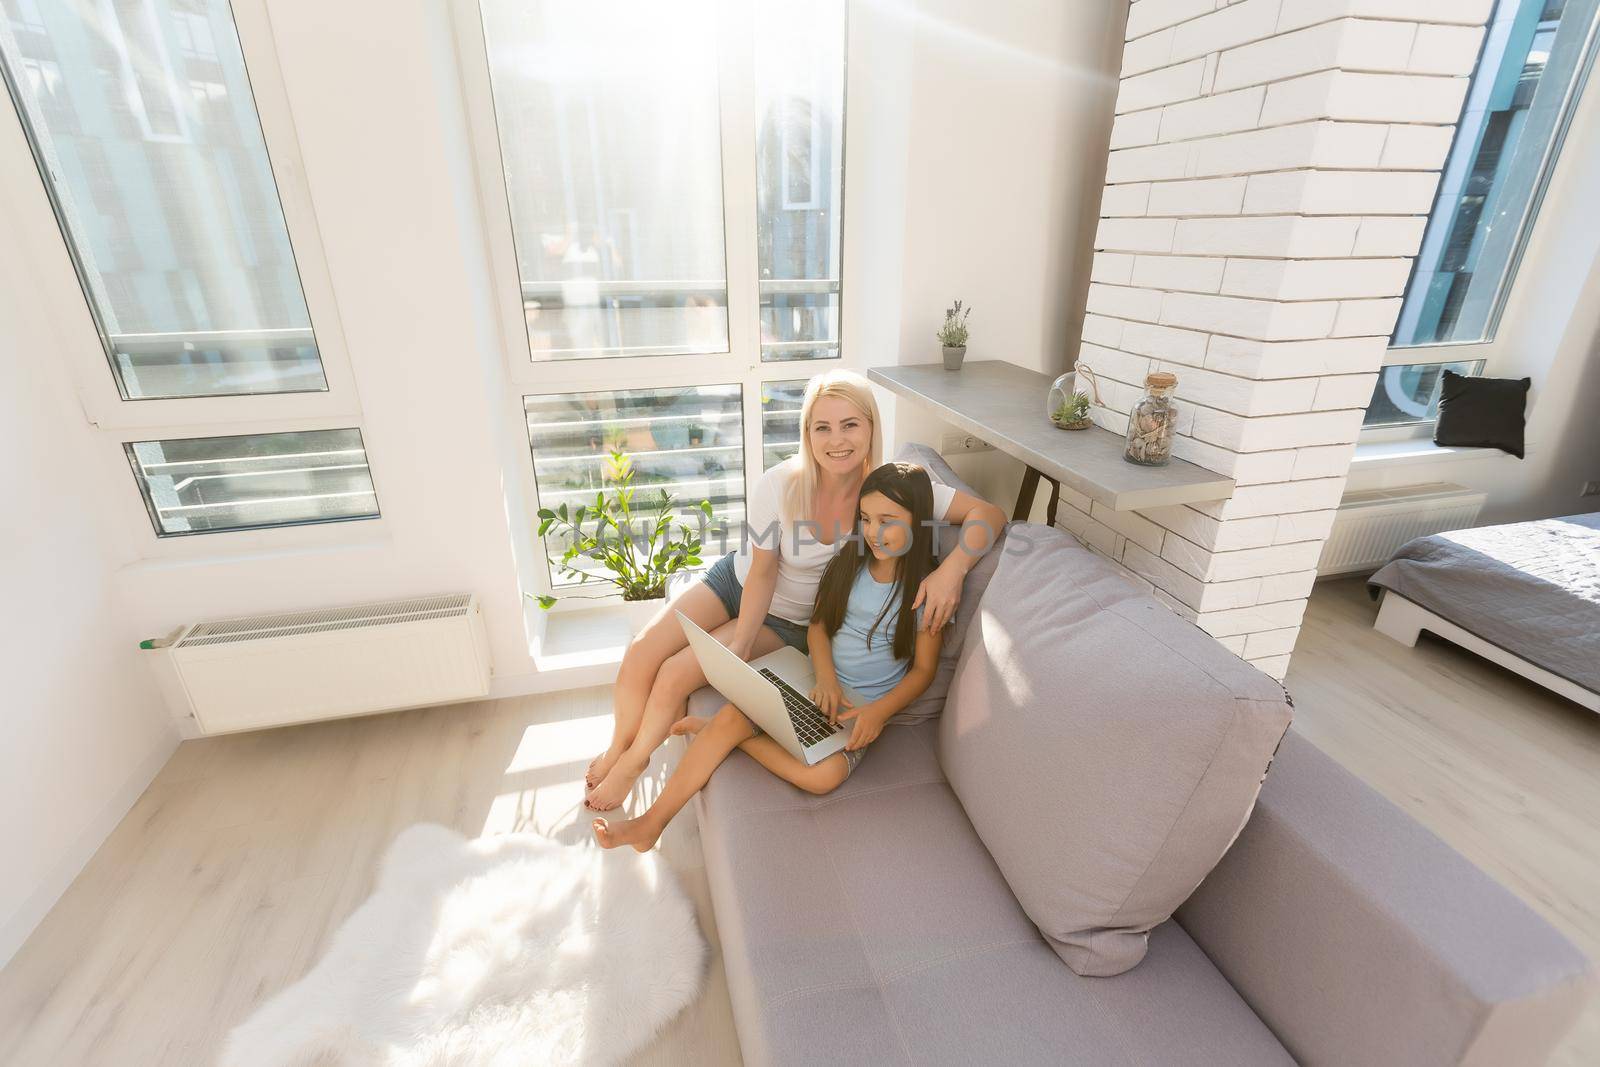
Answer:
[
  {"left": 811, "top": 678, "right": 852, "bottom": 723},
  {"left": 837, "top": 702, "right": 889, "bottom": 751}
]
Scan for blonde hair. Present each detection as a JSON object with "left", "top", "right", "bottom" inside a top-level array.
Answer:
[{"left": 784, "top": 369, "right": 883, "bottom": 518}]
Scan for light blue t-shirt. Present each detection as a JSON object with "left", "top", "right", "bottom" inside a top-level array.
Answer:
[{"left": 830, "top": 566, "right": 919, "bottom": 702}]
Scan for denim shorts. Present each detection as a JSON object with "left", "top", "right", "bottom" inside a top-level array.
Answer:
[{"left": 701, "top": 553, "right": 810, "bottom": 653}]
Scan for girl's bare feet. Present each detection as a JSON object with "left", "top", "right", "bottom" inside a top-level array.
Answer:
[
  {"left": 670, "top": 715, "right": 709, "bottom": 737},
  {"left": 592, "top": 816, "right": 661, "bottom": 853}
]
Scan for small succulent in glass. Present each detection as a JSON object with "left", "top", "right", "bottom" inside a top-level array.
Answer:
[{"left": 1051, "top": 391, "right": 1093, "bottom": 430}]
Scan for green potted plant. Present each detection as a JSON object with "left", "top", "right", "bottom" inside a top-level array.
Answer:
[
  {"left": 937, "top": 300, "right": 971, "bottom": 371},
  {"left": 1051, "top": 390, "right": 1093, "bottom": 430},
  {"left": 528, "top": 450, "right": 712, "bottom": 617}
]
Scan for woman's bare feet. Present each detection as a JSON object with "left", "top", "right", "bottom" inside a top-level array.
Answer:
[
  {"left": 592, "top": 815, "right": 661, "bottom": 853},
  {"left": 584, "top": 756, "right": 646, "bottom": 812},
  {"left": 585, "top": 746, "right": 624, "bottom": 791},
  {"left": 670, "top": 716, "right": 709, "bottom": 737}
]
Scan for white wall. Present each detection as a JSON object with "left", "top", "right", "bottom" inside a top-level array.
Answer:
[
  {"left": 853, "top": 0, "right": 1127, "bottom": 505},
  {"left": 1345, "top": 66, "right": 1600, "bottom": 525},
  {"left": 0, "top": 246, "right": 178, "bottom": 968}
]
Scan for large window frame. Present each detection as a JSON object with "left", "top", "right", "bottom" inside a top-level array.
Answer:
[
  {"left": 0, "top": 0, "right": 360, "bottom": 432},
  {"left": 0, "top": 0, "right": 381, "bottom": 560},
  {"left": 1363, "top": 0, "right": 1600, "bottom": 444},
  {"left": 451, "top": 0, "right": 854, "bottom": 609}
]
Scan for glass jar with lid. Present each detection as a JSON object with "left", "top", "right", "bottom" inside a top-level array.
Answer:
[{"left": 1123, "top": 371, "right": 1178, "bottom": 466}]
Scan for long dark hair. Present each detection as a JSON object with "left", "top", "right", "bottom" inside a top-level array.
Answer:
[{"left": 811, "top": 462, "right": 936, "bottom": 662}]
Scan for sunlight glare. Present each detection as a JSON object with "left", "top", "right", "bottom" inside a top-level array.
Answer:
[
  {"left": 861, "top": 0, "right": 1114, "bottom": 85},
  {"left": 502, "top": 715, "right": 613, "bottom": 774}
]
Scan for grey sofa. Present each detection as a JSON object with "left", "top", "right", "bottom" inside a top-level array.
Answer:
[{"left": 686, "top": 457, "right": 1593, "bottom": 1066}]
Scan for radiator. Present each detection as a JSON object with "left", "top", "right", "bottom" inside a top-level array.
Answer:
[
  {"left": 157, "top": 593, "right": 492, "bottom": 735},
  {"left": 1318, "top": 483, "right": 1487, "bottom": 577}
]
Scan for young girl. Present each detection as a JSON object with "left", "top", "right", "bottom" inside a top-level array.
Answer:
[{"left": 594, "top": 463, "right": 945, "bottom": 852}]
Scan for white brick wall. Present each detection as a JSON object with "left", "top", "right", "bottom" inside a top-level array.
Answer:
[
  {"left": 1146, "top": 175, "right": 1249, "bottom": 216},
  {"left": 1071, "top": 0, "right": 1488, "bottom": 680},
  {"left": 1240, "top": 171, "right": 1442, "bottom": 216},
  {"left": 1259, "top": 70, "right": 1472, "bottom": 125}
]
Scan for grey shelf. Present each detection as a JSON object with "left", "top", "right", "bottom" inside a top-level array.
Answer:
[{"left": 870, "top": 360, "right": 1235, "bottom": 513}]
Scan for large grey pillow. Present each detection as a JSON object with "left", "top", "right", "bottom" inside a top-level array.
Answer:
[
  {"left": 891, "top": 443, "right": 1005, "bottom": 726},
  {"left": 939, "top": 524, "right": 1292, "bottom": 976}
]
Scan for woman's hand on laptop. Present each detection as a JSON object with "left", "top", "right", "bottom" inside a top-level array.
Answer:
[
  {"left": 837, "top": 702, "right": 890, "bottom": 750},
  {"left": 811, "top": 677, "right": 852, "bottom": 723}
]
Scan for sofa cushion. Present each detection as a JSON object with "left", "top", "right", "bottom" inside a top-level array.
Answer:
[
  {"left": 695, "top": 720, "right": 1292, "bottom": 1066},
  {"left": 1176, "top": 729, "right": 1596, "bottom": 1067},
  {"left": 939, "top": 524, "right": 1293, "bottom": 976},
  {"left": 891, "top": 442, "right": 1007, "bottom": 726}
]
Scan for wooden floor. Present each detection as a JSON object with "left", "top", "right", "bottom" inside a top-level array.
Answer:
[
  {"left": 0, "top": 688, "right": 742, "bottom": 1067},
  {"left": 0, "top": 576, "right": 1596, "bottom": 1066}
]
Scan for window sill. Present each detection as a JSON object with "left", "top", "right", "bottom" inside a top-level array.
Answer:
[
  {"left": 119, "top": 525, "right": 393, "bottom": 572},
  {"left": 531, "top": 601, "right": 639, "bottom": 672},
  {"left": 1349, "top": 438, "right": 1525, "bottom": 471},
  {"left": 529, "top": 581, "right": 690, "bottom": 674}
]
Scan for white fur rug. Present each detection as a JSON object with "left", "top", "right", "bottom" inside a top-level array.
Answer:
[{"left": 220, "top": 824, "right": 707, "bottom": 1067}]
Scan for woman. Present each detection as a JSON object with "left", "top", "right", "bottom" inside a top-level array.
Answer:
[{"left": 583, "top": 368, "right": 1006, "bottom": 811}]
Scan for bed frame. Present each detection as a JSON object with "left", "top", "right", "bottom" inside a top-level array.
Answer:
[{"left": 1373, "top": 591, "right": 1600, "bottom": 713}]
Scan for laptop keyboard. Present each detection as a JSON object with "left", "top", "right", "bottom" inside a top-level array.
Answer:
[{"left": 757, "top": 668, "right": 842, "bottom": 749}]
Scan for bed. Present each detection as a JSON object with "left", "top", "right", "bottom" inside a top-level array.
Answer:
[{"left": 1368, "top": 512, "right": 1600, "bottom": 713}]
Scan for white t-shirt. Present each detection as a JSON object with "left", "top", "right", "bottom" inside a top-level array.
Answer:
[{"left": 733, "top": 458, "right": 956, "bottom": 624}]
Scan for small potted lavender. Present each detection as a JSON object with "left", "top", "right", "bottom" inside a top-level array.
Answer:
[{"left": 937, "top": 300, "right": 971, "bottom": 371}]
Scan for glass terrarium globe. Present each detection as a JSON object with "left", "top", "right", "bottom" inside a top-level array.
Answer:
[
  {"left": 1046, "top": 372, "right": 1076, "bottom": 418},
  {"left": 1047, "top": 369, "right": 1095, "bottom": 429}
]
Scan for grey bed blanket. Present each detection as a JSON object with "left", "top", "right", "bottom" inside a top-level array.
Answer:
[{"left": 1368, "top": 513, "right": 1600, "bottom": 696}]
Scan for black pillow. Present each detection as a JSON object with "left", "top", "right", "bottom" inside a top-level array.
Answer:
[{"left": 1433, "top": 370, "right": 1530, "bottom": 458}]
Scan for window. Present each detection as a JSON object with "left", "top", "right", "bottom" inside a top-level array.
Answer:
[
  {"left": 1361, "top": 360, "right": 1486, "bottom": 428},
  {"left": 523, "top": 386, "right": 745, "bottom": 587},
  {"left": 0, "top": 0, "right": 325, "bottom": 400},
  {"left": 477, "top": 0, "right": 729, "bottom": 361},
  {"left": 760, "top": 380, "right": 808, "bottom": 469},
  {"left": 1392, "top": 0, "right": 1600, "bottom": 347},
  {"left": 125, "top": 429, "right": 379, "bottom": 536},
  {"left": 467, "top": 0, "right": 850, "bottom": 601},
  {"left": 756, "top": 0, "right": 846, "bottom": 362}
]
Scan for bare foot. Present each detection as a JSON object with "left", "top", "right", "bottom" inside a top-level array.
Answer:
[
  {"left": 584, "top": 757, "right": 645, "bottom": 812},
  {"left": 670, "top": 715, "right": 708, "bottom": 737},
  {"left": 592, "top": 816, "right": 660, "bottom": 853},
  {"left": 585, "top": 746, "right": 624, "bottom": 791}
]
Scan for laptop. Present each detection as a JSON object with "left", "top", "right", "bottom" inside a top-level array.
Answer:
[{"left": 676, "top": 611, "right": 862, "bottom": 765}]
